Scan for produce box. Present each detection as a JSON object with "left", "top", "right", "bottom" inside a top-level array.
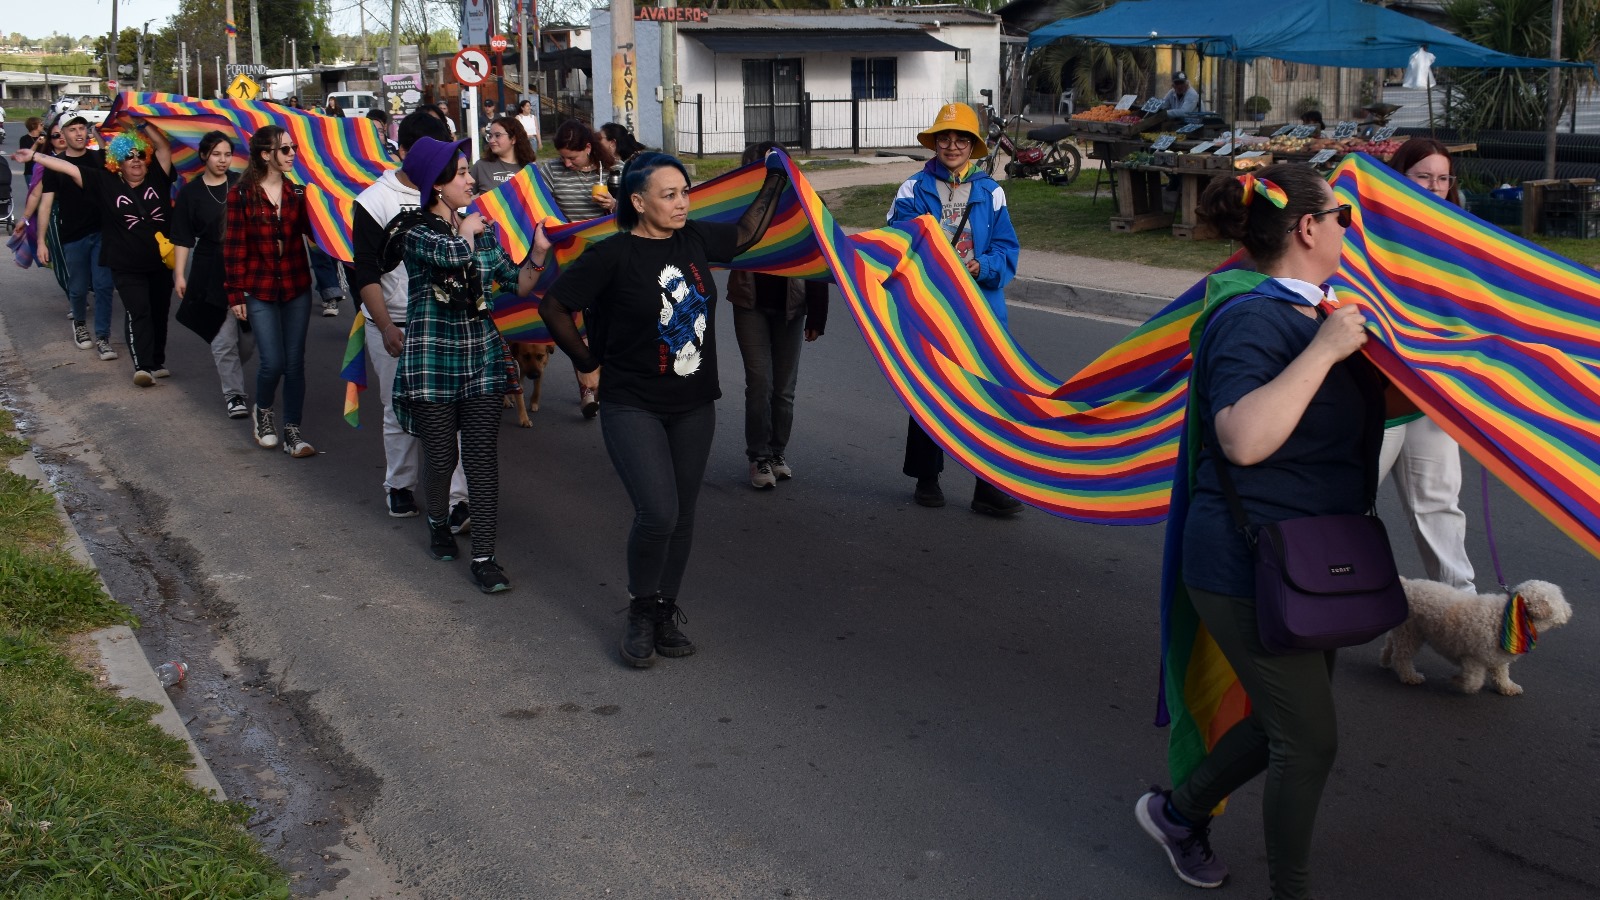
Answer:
[
  {"left": 1151, "top": 151, "right": 1180, "bottom": 167},
  {"left": 1177, "top": 153, "right": 1213, "bottom": 171},
  {"left": 1544, "top": 180, "right": 1600, "bottom": 214},
  {"left": 1103, "top": 110, "right": 1169, "bottom": 138},
  {"left": 1541, "top": 210, "right": 1600, "bottom": 239}
]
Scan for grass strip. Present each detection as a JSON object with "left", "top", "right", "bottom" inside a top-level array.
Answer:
[
  {"left": 0, "top": 409, "right": 290, "bottom": 898},
  {"left": 821, "top": 178, "right": 1600, "bottom": 271}
]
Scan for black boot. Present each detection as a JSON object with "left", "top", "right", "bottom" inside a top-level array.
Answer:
[
  {"left": 913, "top": 476, "right": 945, "bottom": 508},
  {"left": 654, "top": 597, "right": 696, "bottom": 658},
  {"left": 971, "top": 479, "right": 1023, "bottom": 517},
  {"left": 620, "top": 595, "right": 659, "bottom": 668}
]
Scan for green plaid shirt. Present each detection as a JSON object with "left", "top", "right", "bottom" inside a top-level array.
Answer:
[{"left": 393, "top": 221, "right": 516, "bottom": 431}]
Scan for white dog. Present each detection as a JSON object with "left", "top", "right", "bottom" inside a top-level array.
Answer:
[{"left": 1379, "top": 578, "right": 1571, "bottom": 696}]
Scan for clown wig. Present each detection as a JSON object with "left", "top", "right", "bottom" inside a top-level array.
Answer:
[{"left": 105, "top": 129, "right": 151, "bottom": 174}]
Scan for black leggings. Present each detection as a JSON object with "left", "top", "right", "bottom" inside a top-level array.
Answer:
[
  {"left": 409, "top": 396, "right": 501, "bottom": 559},
  {"left": 115, "top": 268, "right": 173, "bottom": 372}
]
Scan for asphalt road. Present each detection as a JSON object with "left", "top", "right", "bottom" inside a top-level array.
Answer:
[{"left": 2, "top": 194, "right": 1599, "bottom": 898}]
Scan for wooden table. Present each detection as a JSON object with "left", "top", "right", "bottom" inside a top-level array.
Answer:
[{"left": 1107, "top": 162, "right": 1228, "bottom": 239}]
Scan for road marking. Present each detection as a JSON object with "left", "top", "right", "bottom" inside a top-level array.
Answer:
[{"left": 1008, "top": 299, "right": 1143, "bottom": 327}]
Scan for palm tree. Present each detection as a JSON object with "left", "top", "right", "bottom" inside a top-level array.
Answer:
[
  {"left": 1441, "top": 0, "right": 1600, "bottom": 132},
  {"left": 1024, "top": 0, "right": 1154, "bottom": 107}
]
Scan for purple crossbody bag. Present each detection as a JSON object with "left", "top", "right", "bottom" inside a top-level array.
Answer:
[{"left": 1202, "top": 294, "right": 1408, "bottom": 655}]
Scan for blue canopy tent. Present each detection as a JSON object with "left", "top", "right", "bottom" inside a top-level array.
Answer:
[{"left": 1025, "top": 0, "right": 1586, "bottom": 70}]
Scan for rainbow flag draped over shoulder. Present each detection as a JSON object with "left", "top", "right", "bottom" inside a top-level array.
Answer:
[
  {"left": 106, "top": 92, "right": 396, "bottom": 262},
  {"left": 1158, "top": 153, "right": 1600, "bottom": 793}
]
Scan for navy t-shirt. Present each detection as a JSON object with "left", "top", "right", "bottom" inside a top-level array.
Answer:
[
  {"left": 546, "top": 220, "right": 739, "bottom": 414},
  {"left": 1182, "top": 294, "right": 1383, "bottom": 597}
]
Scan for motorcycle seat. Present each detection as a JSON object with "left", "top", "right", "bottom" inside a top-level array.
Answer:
[{"left": 1027, "top": 124, "right": 1075, "bottom": 143}]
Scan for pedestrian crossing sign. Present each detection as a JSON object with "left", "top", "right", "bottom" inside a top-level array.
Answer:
[{"left": 227, "top": 74, "right": 261, "bottom": 102}]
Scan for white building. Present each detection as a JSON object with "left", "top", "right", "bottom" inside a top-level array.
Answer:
[
  {"left": 591, "top": 6, "right": 1001, "bottom": 155},
  {"left": 0, "top": 71, "right": 101, "bottom": 107}
]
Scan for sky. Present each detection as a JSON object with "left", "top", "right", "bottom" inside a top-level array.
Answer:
[{"left": 8, "top": 0, "right": 375, "bottom": 45}]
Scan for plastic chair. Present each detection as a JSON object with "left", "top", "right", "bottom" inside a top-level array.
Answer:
[{"left": 1059, "top": 90, "right": 1075, "bottom": 118}]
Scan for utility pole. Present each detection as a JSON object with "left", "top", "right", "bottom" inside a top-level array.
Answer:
[
  {"left": 250, "top": 0, "right": 263, "bottom": 67},
  {"left": 196, "top": 48, "right": 203, "bottom": 97},
  {"left": 359, "top": 0, "right": 369, "bottom": 61},
  {"left": 108, "top": 0, "right": 119, "bottom": 94},
  {"left": 137, "top": 20, "right": 152, "bottom": 91},
  {"left": 180, "top": 39, "right": 188, "bottom": 95},
  {"left": 1545, "top": 0, "right": 1564, "bottom": 180},
  {"left": 290, "top": 38, "right": 298, "bottom": 101},
  {"left": 518, "top": 0, "right": 530, "bottom": 111},
  {"left": 611, "top": 0, "right": 636, "bottom": 133},
  {"left": 225, "top": 0, "right": 238, "bottom": 65},
  {"left": 660, "top": 0, "right": 676, "bottom": 154},
  {"left": 388, "top": 0, "right": 401, "bottom": 76}
]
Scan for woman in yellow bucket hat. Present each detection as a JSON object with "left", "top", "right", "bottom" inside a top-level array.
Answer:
[{"left": 889, "top": 102, "right": 1021, "bottom": 515}]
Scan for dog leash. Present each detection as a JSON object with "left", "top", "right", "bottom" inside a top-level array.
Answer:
[{"left": 1483, "top": 467, "right": 1538, "bottom": 653}]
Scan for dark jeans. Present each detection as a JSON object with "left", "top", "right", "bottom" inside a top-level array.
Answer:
[
  {"left": 1172, "top": 586, "right": 1339, "bottom": 900},
  {"left": 903, "top": 417, "right": 945, "bottom": 479},
  {"left": 307, "top": 245, "right": 344, "bottom": 300},
  {"left": 114, "top": 269, "right": 173, "bottom": 372},
  {"left": 63, "top": 232, "right": 116, "bottom": 339},
  {"left": 246, "top": 292, "right": 312, "bottom": 425},
  {"left": 600, "top": 400, "right": 716, "bottom": 599},
  {"left": 732, "top": 304, "right": 806, "bottom": 461}
]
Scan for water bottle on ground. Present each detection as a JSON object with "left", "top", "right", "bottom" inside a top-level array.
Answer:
[{"left": 154, "top": 661, "right": 188, "bottom": 688}]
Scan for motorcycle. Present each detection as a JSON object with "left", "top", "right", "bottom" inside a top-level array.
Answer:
[{"left": 979, "top": 105, "right": 1081, "bottom": 186}]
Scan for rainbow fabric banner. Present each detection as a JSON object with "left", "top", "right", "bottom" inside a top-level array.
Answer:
[
  {"left": 340, "top": 309, "right": 368, "bottom": 427},
  {"left": 225, "top": 21, "right": 238, "bottom": 37},
  {"left": 1159, "top": 153, "right": 1600, "bottom": 793},
  {"left": 106, "top": 92, "right": 396, "bottom": 262}
]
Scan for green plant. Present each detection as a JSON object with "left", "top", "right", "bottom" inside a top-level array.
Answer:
[
  {"left": 1358, "top": 77, "right": 1378, "bottom": 108},
  {"left": 1292, "top": 95, "right": 1322, "bottom": 118},
  {"left": 1441, "top": 0, "right": 1600, "bottom": 132},
  {"left": 1026, "top": 0, "right": 1153, "bottom": 106},
  {"left": 1244, "top": 95, "right": 1272, "bottom": 116}
]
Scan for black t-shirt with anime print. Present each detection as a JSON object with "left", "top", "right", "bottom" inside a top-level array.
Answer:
[{"left": 546, "top": 220, "right": 739, "bottom": 414}]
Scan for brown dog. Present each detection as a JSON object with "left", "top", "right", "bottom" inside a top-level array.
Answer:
[{"left": 504, "top": 342, "right": 554, "bottom": 427}]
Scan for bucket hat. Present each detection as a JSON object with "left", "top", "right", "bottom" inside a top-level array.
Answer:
[
  {"left": 401, "top": 136, "right": 471, "bottom": 197},
  {"left": 917, "top": 103, "right": 988, "bottom": 159}
]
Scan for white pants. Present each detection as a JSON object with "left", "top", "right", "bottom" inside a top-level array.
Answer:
[
  {"left": 366, "top": 319, "right": 467, "bottom": 502},
  {"left": 211, "top": 314, "right": 256, "bottom": 400},
  {"left": 1379, "top": 417, "right": 1475, "bottom": 591}
]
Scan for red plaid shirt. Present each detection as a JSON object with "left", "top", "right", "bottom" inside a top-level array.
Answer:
[{"left": 223, "top": 178, "right": 314, "bottom": 306}]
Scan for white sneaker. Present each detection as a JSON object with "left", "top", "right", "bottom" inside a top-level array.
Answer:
[
  {"left": 72, "top": 321, "right": 92, "bottom": 349},
  {"left": 281, "top": 424, "right": 316, "bottom": 458},
  {"left": 152, "top": 367, "right": 170, "bottom": 378},
  {"left": 771, "top": 455, "right": 793, "bottom": 480},
  {"left": 95, "top": 339, "right": 118, "bottom": 361},
  {"left": 132, "top": 370, "right": 155, "bottom": 387},
  {"left": 321, "top": 298, "right": 341, "bottom": 317}
]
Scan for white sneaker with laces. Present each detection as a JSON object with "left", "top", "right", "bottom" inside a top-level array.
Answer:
[{"left": 749, "top": 458, "right": 777, "bottom": 490}]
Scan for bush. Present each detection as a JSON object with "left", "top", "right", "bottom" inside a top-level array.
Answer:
[
  {"left": 1292, "top": 95, "right": 1322, "bottom": 118},
  {"left": 1244, "top": 95, "right": 1272, "bottom": 116}
]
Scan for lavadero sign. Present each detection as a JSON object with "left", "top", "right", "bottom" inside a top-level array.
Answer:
[{"left": 634, "top": 7, "right": 710, "bottom": 22}]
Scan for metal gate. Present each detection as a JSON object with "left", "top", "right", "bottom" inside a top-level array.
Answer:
[{"left": 742, "top": 58, "right": 803, "bottom": 147}]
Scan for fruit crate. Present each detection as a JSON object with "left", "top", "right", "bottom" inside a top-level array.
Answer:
[
  {"left": 1541, "top": 210, "right": 1600, "bottom": 239},
  {"left": 1542, "top": 181, "right": 1600, "bottom": 214}
]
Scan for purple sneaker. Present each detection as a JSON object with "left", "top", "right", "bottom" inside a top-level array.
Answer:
[{"left": 1135, "top": 786, "right": 1228, "bottom": 889}]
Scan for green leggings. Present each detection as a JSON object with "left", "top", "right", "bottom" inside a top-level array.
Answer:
[{"left": 1172, "top": 586, "right": 1339, "bottom": 900}]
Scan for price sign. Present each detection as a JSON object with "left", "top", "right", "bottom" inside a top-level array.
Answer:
[
  {"left": 1309, "top": 149, "right": 1337, "bottom": 165},
  {"left": 1115, "top": 93, "right": 1138, "bottom": 111},
  {"left": 1215, "top": 141, "right": 1235, "bottom": 156},
  {"left": 1272, "top": 125, "right": 1295, "bottom": 137},
  {"left": 1176, "top": 122, "right": 1203, "bottom": 134},
  {"left": 1141, "top": 97, "right": 1166, "bottom": 114},
  {"left": 1372, "top": 125, "right": 1397, "bottom": 141},
  {"left": 1219, "top": 130, "right": 1234, "bottom": 142},
  {"left": 1150, "top": 133, "right": 1177, "bottom": 151},
  {"left": 1333, "top": 121, "right": 1359, "bottom": 139},
  {"left": 1188, "top": 141, "right": 1215, "bottom": 155},
  {"left": 1236, "top": 150, "right": 1266, "bottom": 159},
  {"left": 1294, "top": 125, "right": 1320, "bottom": 138}
]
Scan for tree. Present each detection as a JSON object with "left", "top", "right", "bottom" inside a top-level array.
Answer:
[
  {"left": 1441, "top": 0, "right": 1600, "bottom": 132},
  {"left": 1024, "top": 0, "right": 1154, "bottom": 106}
]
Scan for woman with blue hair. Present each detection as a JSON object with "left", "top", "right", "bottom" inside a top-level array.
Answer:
[
  {"left": 540, "top": 149, "right": 789, "bottom": 667},
  {"left": 18, "top": 122, "right": 176, "bottom": 386}
]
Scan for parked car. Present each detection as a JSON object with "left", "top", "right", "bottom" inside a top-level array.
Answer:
[{"left": 325, "top": 91, "right": 380, "bottom": 114}]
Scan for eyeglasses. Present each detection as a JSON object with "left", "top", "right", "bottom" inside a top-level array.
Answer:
[
  {"left": 274, "top": 145, "right": 298, "bottom": 156},
  {"left": 934, "top": 134, "right": 973, "bottom": 149},
  {"left": 1408, "top": 173, "right": 1457, "bottom": 186},
  {"left": 487, "top": 131, "right": 508, "bottom": 140},
  {"left": 1288, "top": 204, "right": 1353, "bottom": 232}
]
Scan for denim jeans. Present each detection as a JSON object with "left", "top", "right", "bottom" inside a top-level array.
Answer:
[
  {"left": 246, "top": 292, "right": 312, "bottom": 425},
  {"left": 307, "top": 246, "right": 345, "bottom": 301},
  {"left": 600, "top": 400, "right": 716, "bottom": 599},
  {"left": 63, "top": 233, "right": 116, "bottom": 339},
  {"left": 732, "top": 304, "right": 807, "bottom": 461}
]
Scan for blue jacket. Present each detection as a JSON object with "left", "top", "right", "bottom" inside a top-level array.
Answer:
[{"left": 888, "top": 160, "right": 1020, "bottom": 323}]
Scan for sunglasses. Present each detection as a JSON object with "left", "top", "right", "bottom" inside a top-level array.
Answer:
[
  {"left": 273, "top": 145, "right": 298, "bottom": 156},
  {"left": 50, "top": 133, "right": 63, "bottom": 140},
  {"left": 1287, "top": 204, "right": 1353, "bottom": 232}
]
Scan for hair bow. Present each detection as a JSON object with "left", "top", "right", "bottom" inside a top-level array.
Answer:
[{"left": 1238, "top": 172, "right": 1288, "bottom": 209}]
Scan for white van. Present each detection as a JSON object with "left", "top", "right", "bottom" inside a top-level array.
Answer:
[{"left": 325, "top": 91, "right": 380, "bottom": 114}]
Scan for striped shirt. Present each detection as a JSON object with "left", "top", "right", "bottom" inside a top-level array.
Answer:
[{"left": 538, "top": 160, "right": 608, "bottom": 221}]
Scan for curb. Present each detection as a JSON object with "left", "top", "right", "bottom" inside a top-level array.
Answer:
[
  {"left": 6, "top": 448, "right": 226, "bottom": 800},
  {"left": 1007, "top": 276, "right": 1173, "bottom": 324}
]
